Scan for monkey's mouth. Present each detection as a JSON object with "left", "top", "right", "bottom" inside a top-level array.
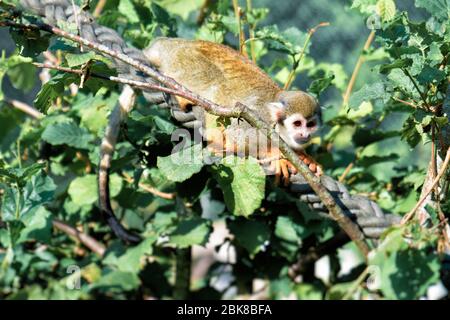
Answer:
[
  {"left": 287, "top": 136, "right": 311, "bottom": 150},
  {"left": 293, "top": 136, "right": 311, "bottom": 145}
]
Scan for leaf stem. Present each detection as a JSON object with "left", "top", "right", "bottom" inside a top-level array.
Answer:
[
  {"left": 402, "top": 146, "right": 450, "bottom": 224},
  {"left": 342, "top": 30, "right": 375, "bottom": 106},
  {"left": 246, "top": 0, "right": 256, "bottom": 62},
  {"left": 284, "top": 22, "right": 329, "bottom": 90},
  {"left": 232, "top": 0, "right": 247, "bottom": 57},
  {"left": 402, "top": 68, "right": 431, "bottom": 110}
]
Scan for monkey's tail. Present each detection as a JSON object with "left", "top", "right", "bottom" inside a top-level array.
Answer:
[
  {"left": 98, "top": 85, "right": 170, "bottom": 244},
  {"left": 98, "top": 85, "right": 141, "bottom": 244}
]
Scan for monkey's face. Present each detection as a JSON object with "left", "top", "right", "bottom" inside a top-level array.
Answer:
[
  {"left": 278, "top": 113, "right": 319, "bottom": 149},
  {"left": 269, "top": 91, "right": 320, "bottom": 150}
]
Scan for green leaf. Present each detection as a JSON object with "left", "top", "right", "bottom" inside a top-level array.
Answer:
[
  {"left": 358, "top": 154, "right": 399, "bottom": 167},
  {"left": 91, "top": 271, "right": 140, "bottom": 292},
  {"left": 104, "top": 236, "right": 156, "bottom": 273},
  {"left": 157, "top": 143, "right": 204, "bottom": 182},
  {"left": 351, "top": 0, "right": 378, "bottom": 14},
  {"left": 0, "top": 54, "right": 34, "bottom": 100},
  {"left": 269, "top": 277, "right": 294, "bottom": 299},
  {"left": 369, "top": 226, "right": 440, "bottom": 299},
  {"left": 402, "top": 171, "right": 425, "bottom": 191},
  {"left": 119, "top": 0, "right": 140, "bottom": 23},
  {"left": 348, "top": 82, "right": 389, "bottom": 109},
  {"left": 42, "top": 122, "right": 94, "bottom": 150},
  {"left": 274, "top": 215, "right": 308, "bottom": 259},
  {"left": 228, "top": 219, "right": 270, "bottom": 257},
  {"left": 152, "top": 211, "right": 177, "bottom": 235},
  {"left": 212, "top": 156, "right": 265, "bottom": 217},
  {"left": 417, "top": 65, "right": 446, "bottom": 85},
  {"left": 0, "top": 162, "right": 46, "bottom": 187},
  {"left": 68, "top": 174, "right": 122, "bottom": 207},
  {"left": 255, "top": 25, "right": 308, "bottom": 55},
  {"left": 8, "top": 220, "right": 26, "bottom": 246},
  {"left": 308, "top": 75, "right": 334, "bottom": 96},
  {"left": 6, "top": 62, "right": 36, "bottom": 92},
  {"left": 1, "top": 173, "right": 55, "bottom": 222},
  {"left": 415, "top": 0, "right": 450, "bottom": 21},
  {"left": 377, "top": 249, "right": 440, "bottom": 299},
  {"left": 379, "top": 59, "right": 412, "bottom": 74},
  {"left": 67, "top": 175, "right": 97, "bottom": 207},
  {"left": 10, "top": 30, "right": 51, "bottom": 58},
  {"left": 377, "top": 0, "right": 396, "bottom": 21},
  {"left": 274, "top": 216, "right": 304, "bottom": 245},
  {"left": 18, "top": 207, "right": 53, "bottom": 244},
  {"left": 65, "top": 52, "right": 96, "bottom": 67},
  {"left": 156, "top": 0, "right": 204, "bottom": 21},
  {"left": 295, "top": 283, "right": 323, "bottom": 300},
  {"left": 34, "top": 73, "right": 77, "bottom": 112},
  {"left": 149, "top": 3, "right": 177, "bottom": 36},
  {"left": 428, "top": 43, "right": 444, "bottom": 65},
  {"left": 326, "top": 282, "right": 354, "bottom": 300},
  {"left": 169, "top": 217, "right": 211, "bottom": 249},
  {"left": 352, "top": 129, "right": 399, "bottom": 147}
]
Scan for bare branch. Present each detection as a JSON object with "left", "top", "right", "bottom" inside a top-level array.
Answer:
[
  {"left": 52, "top": 219, "right": 106, "bottom": 256},
  {"left": 342, "top": 30, "right": 375, "bottom": 106},
  {"left": 402, "top": 146, "right": 450, "bottom": 224},
  {"left": 5, "top": 98, "right": 44, "bottom": 119},
  {"left": 122, "top": 172, "right": 175, "bottom": 200}
]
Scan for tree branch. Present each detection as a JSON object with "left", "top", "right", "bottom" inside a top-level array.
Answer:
[
  {"left": 342, "top": 30, "right": 375, "bottom": 106},
  {"left": 52, "top": 219, "right": 106, "bottom": 256},
  {"left": 402, "top": 146, "right": 450, "bottom": 224},
  {"left": 1, "top": 17, "right": 370, "bottom": 257},
  {"left": 4, "top": 98, "right": 44, "bottom": 119}
]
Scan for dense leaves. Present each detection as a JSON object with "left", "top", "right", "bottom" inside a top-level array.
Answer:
[{"left": 0, "top": 0, "right": 449, "bottom": 300}]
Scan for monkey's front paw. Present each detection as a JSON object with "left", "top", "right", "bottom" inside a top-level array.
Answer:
[{"left": 298, "top": 153, "right": 323, "bottom": 177}]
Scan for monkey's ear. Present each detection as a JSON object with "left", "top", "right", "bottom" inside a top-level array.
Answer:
[{"left": 268, "top": 102, "right": 286, "bottom": 122}]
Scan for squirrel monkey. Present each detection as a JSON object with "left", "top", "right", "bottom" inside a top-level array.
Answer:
[{"left": 144, "top": 38, "right": 322, "bottom": 183}]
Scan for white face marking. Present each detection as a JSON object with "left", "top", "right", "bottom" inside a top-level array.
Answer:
[{"left": 277, "top": 113, "right": 319, "bottom": 150}]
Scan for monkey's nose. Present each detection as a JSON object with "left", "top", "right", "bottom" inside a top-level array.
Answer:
[{"left": 294, "top": 134, "right": 310, "bottom": 144}]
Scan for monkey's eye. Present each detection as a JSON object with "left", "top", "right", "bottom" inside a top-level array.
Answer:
[
  {"left": 293, "top": 120, "right": 302, "bottom": 127},
  {"left": 307, "top": 120, "right": 317, "bottom": 128}
]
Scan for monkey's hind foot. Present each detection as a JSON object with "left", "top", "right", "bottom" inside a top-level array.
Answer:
[{"left": 265, "top": 158, "right": 298, "bottom": 187}]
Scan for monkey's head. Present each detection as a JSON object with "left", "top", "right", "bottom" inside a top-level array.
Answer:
[{"left": 268, "top": 91, "right": 320, "bottom": 150}]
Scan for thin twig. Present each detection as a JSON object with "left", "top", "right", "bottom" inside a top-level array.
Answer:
[
  {"left": 196, "top": 0, "right": 211, "bottom": 25},
  {"left": 2, "top": 17, "right": 371, "bottom": 257},
  {"left": 342, "top": 266, "right": 370, "bottom": 300},
  {"left": 393, "top": 97, "right": 418, "bottom": 108},
  {"left": 52, "top": 219, "right": 106, "bottom": 256},
  {"left": 284, "top": 22, "right": 329, "bottom": 90},
  {"left": 5, "top": 98, "right": 44, "bottom": 119},
  {"left": 246, "top": 0, "right": 256, "bottom": 63},
  {"left": 342, "top": 30, "right": 375, "bottom": 106},
  {"left": 33, "top": 62, "right": 211, "bottom": 102},
  {"left": 173, "top": 196, "right": 192, "bottom": 299},
  {"left": 93, "top": 0, "right": 107, "bottom": 17},
  {"left": 122, "top": 172, "right": 175, "bottom": 200},
  {"left": 339, "top": 162, "right": 354, "bottom": 182},
  {"left": 402, "top": 68, "right": 431, "bottom": 110},
  {"left": 232, "top": 0, "right": 247, "bottom": 57},
  {"left": 402, "top": 147, "right": 450, "bottom": 224}
]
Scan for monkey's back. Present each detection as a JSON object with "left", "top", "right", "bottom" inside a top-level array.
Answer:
[{"left": 144, "top": 38, "right": 281, "bottom": 109}]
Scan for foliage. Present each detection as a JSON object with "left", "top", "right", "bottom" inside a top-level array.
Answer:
[{"left": 0, "top": 0, "right": 449, "bottom": 300}]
